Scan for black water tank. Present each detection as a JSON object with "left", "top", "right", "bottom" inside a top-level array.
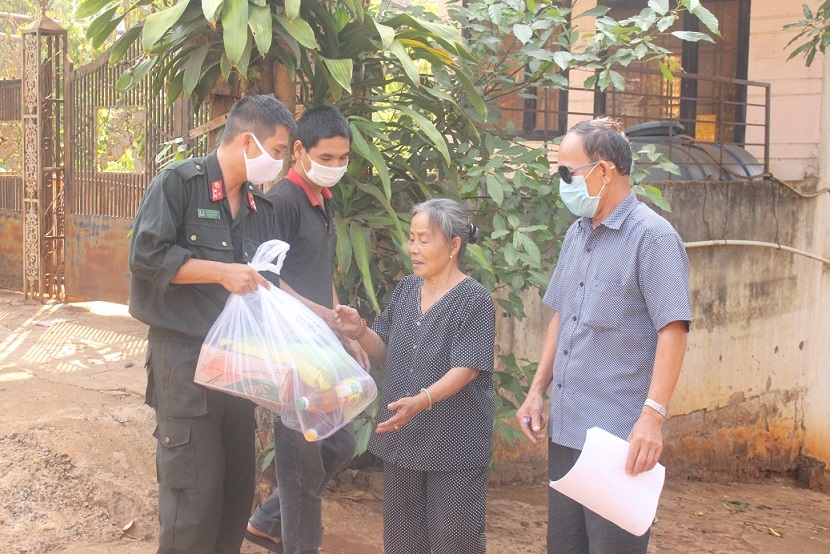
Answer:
[{"left": 625, "top": 122, "right": 763, "bottom": 181}]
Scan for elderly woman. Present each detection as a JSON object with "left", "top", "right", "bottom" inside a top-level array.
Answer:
[{"left": 336, "top": 198, "right": 495, "bottom": 554}]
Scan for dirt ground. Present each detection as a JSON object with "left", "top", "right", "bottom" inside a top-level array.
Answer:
[{"left": 1, "top": 289, "right": 828, "bottom": 554}]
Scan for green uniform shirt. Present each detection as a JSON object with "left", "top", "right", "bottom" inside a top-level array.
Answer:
[{"left": 128, "top": 151, "right": 281, "bottom": 341}]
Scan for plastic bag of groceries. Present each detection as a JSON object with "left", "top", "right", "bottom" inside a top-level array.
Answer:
[{"left": 194, "top": 239, "right": 377, "bottom": 441}]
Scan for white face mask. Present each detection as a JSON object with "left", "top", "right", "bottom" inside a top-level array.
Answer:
[
  {"left": 302, "top": 152, "right": 348, "bottom": 188},
  {"left": 244, "top": 133, "right": 283, "bottom": 185},
  {"left": 558, "top": 163, "right": 608, "bottom": 218}
]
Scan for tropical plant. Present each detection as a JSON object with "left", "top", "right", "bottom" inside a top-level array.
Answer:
[
  {"left": 784, "top": 1, "right": 830, "bottom": 66},
  {"left": 78, "top": 0, "right": 717, "bottom": 448}
]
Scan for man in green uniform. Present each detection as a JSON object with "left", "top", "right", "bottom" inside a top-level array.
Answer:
[{"left": 129, "top": 95, "right": 296, "bottom": 554}]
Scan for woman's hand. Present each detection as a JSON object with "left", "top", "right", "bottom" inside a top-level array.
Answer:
[
  {"left": 334, "top": 304, "right": 362, "bottom": 336},
  {"left": 375, "top": 394, "right": 429, "bottom": 433}
]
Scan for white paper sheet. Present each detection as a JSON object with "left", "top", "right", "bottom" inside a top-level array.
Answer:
[{"left": 549, "top": 427, "right": 665, "bottom": 536}]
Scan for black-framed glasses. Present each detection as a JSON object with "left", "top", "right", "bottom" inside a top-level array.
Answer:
[{"left": 557, "top": 161, "right": 600, "bottom": 184}]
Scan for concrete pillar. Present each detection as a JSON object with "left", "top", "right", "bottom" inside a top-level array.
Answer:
[{"left": 803, "top": 52, "right": 830, "bottom": 463}]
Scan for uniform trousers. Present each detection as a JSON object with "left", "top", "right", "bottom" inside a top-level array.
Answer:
[
  {"left": 148, "top": 339, "right": 256, "bottom": 554},
  {"left": 382, "top": 461, "right": 487, "bottom": 554},
  {"left": 548, "top": 441, "right": 650, "bottom": 554}
]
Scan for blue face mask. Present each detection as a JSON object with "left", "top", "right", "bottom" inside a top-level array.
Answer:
[{"left": 558, "top": 163, "right": 607, "bottom": 218}]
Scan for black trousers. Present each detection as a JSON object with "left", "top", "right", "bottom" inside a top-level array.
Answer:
[
  {"left": 382, "top": 461, "right": 487, "bottom": 554},
  {"left": 148, "top": 339, "right": 256, "bottom": 554},
  {"left": 548, "top": 441, "right": 650, "bottom": 554}
]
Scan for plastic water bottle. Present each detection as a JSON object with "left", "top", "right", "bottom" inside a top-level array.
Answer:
[{"left": 295, "top": 379, "right": 365, "bottom": 412}]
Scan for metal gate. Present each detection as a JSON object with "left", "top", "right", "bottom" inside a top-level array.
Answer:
[
  {"left": 65, "top": 42, "right": 205, "bottom": 302},
  {"left": 0, "top": 17, "right": 206, "bottom": 303},
  {"left": 0, "top": 79, "right": 23, "bottom": 290}
]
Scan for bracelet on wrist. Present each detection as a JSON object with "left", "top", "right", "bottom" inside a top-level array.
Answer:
[
  {"left": 420, "top": 388, "right": 433, "bottom": 410},
  {"left": 350, "top": 318, "right": 367, "bottom": 340},
  {"left": 644, "top": 398, "right": 668, "bottom": 419}
]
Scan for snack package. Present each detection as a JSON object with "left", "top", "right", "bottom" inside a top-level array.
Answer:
[{"left": 194, "top": 240, "right": 377, "bottom": 440}]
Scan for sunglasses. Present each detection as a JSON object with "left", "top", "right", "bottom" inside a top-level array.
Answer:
[{"left": 557, "top": 161, "right": 601, "bottom": 184}]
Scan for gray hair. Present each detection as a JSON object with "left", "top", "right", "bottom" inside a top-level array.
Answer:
[
  {"left": 568, "top": 117, "right": 633, "bottom": 175},
  {"left": 411, "top": 198, "right": 479, "bottom": 258}
]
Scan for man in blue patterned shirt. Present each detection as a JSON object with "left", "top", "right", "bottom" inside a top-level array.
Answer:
[{"left": 517, "top": 117, "right": 692, "bottom": 554}]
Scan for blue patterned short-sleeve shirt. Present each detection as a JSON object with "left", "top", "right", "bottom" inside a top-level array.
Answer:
[
  {"left": 542, "top": 193, "right": 692, "bottom": 449},
  {"left": 368, "top": 274, "right": 496, "bottom": 471}
]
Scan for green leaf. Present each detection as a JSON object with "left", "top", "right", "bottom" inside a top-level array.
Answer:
[
  {"left": 647, "top": 0, "right": 669, "bottom": 16},
  {"left": 222, "top": 0, "right": 249, "bottom": 66},
  {"left": 486, "top": 174, "right": 504, "bottom": 205},
  {"left": 86, "top": 5, "right": 118, "bottom": 41},
  {"left": 142, "top": 0, "right": 190, "bottom": 51},
  {"left": 236, "top": 34, "right": 254, "bottom": 76},
  {"left": 276, "top": 15, "right": 317, "bottom": 49},
  {"left": 183, "top": 42, "right": 209, "bottom": 96},
  {"left": 76, "top": 0, "right": 115, "bottom": 19},
  {"left": 349, "top": 223, "right": 380, "bottom": 314},
  {"left": 396, "top": 105, "right": 450, "bottom": 164},
  {"left": 285, "top": 0, "right": 301, "bottom": 21},
  {"left": 320, "top": 55, "right": 353, "bottom": 94},
  {"left": 388, "top": 14, "right": 462, "bottom": 46},
  {"left": 671, "top": 31, "right": 715, "bottom": 43},
  {"left": 249, "top": 4, "right": 273, "bottom": 55},
  {"left": 573, "top": 6, "right": 610, "bottom": 19},
  {"left": 690, "top": 4, "right": 720, "bottom": 35},
  {"left": 503, "top": 243, "right": 519, "bottom": 266},
  {"left": 334, "top": 216, "right": 352, "bottom": 275},
  {"left": 583, "top": 74, "right": 597, "bottom": 90},
  {"left": 350, "top": 124, "right": 391, "bottom": 198},
  {"left": 516, "top": 233, "right": 541, "bottom": 265},
  {"left": 609, "top": 69, "right": 626, "bottom": 90},
  {"left": 658, "top": 61, "right": 674, "bottom": 81},
  {"left": 657, "top": 15, "right": 675, "bottom": 33},
  {"left": 452, "top": 67, "right": 487, "bottom": 120},
  {"left": 132, "top": 57, "right": 157, "bottom": 83},
  {"left": 513, "top": 23, "right": 533, "bottom": 44},
  {"left": 109, "top": 25, "right": 142, "bottom": 65},
  {"left": 388, "top": 40, "right": 420, "bottom": 86},
  {"left": 466, "top": 243, "right": 494, "bottom": 273},
  {"left": 353, "top": 416, "right": 373, "bottom": 455},
  {"left": 553, "top": 50, "right": 572, "bottom": 70},
  {"left": 260, "top": 446, "right": 275, "bottom": 473},
  {"left": 202, "top": 0, "right": 223, "bottom": 24},
  {"left": 220, "top": 52, "right": 232, "bottom": 83},
  {"left": 373, "top": 20, "right": 395, "bottom": 51},
  {"left": 115, "top": 68, "right": 133, "bottom": 91}
]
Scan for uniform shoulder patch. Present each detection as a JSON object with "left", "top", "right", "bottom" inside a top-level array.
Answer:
[{"left": 169, "top": 158, "right": 206, "bottom": 182}]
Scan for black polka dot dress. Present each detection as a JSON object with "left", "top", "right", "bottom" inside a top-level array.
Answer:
[{"left": 369, "top": 274, "right": 495, "bottom": 553}]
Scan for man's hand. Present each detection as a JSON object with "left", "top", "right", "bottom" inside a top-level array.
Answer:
[
  {"left": 220, "top": 264, "right": 270, "bottom": 295},
  {"left": 310, "top": 304, "right": 339, "bottom": 330},
  {"left": 516, "top": 392, "right": 548, "bottom": 444},
  {"left": 341, "top": 337, "right": 370, "bottom": 370},
  {"left": 625, "top": 408, "right": 664, "bottom": 475}
]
